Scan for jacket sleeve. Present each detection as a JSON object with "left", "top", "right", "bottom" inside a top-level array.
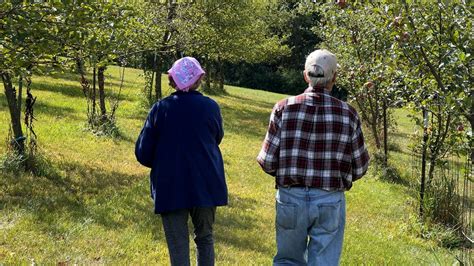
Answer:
[
  {"left": 135, "top": 103, "right": 160, "bottom": 168},
  {"left": 351, "top": 116, "right": 370, "bottom": 181},
  {"left": 257, "top": 103, "right": 282, "bottom": 176}
]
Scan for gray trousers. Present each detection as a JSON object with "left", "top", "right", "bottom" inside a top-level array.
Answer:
[{"left": 161, "top": 207, "right": 216, "bottom": 266}]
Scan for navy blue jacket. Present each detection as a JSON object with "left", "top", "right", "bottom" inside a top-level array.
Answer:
[{"left": 135, "top": 90, "right": 227, "bottom": 214}]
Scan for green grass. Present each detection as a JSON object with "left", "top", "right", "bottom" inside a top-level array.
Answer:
[{"left": 0, "top": 66, "right": 462, "bottom": 264}]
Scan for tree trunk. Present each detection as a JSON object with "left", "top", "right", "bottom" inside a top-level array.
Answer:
[
  {"left": 218, "top": 58, "right": 224, "bottom": 92},
  {"left": 154, "top": 54, "right": 162, "bottom": 101},
  {"left": 202, "top": 56, "right": 211, "bottom": 91},
  {"left": 98, "top": 66, "right": 107, "bottom": 119},
  {"left": 373, "top": 85, "right": 381, "bottom": 149},
  {"left": 150, "top": 70, "right": 155, "bottom": 103},
  {"left": 364, "top": 86, "right": 381, "bottom": 149},
  {"left": 75, "top": 58, "right": 85, "bottom": 75},
  {"left": 18, "top": 74, "right": 23, "bottom": 119},
  {"left": 371, "top": 117, "right": 381, "bottom": 149},
  {"left": 383, "top": 98, "right": 388, "bottom": 165},
  {"left": 468, "top": 110, "right": 474, "bottom": 163},
  {"left": 2, "top": 73, "right": 25, "bottom": 154},
  {"left": 91, "top": 67, "right": 97, "bottom": 122},
  {"left": 420, "top": 109, "right": 429, "bottom": 217}
]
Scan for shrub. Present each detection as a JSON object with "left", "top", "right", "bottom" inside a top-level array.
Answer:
[
  {"left": 86, "top": 116, "right": 121, "bottom": 138},
  {"left": 0, "top": 150, "right": 25, "bottom": 175},
  {"left": 423, "top": 174, "right": 463, "bottom": 229}
]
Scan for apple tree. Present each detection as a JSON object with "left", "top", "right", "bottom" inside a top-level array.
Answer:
[
  {"left": 1, "top": 2, "right": 63, "bottom": 159},
  {"left": 317, "top": 1, "right": 402, "bottom": 165}
]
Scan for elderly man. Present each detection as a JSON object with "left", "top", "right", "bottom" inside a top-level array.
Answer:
[{"left": 257, "top": 49, "right": 369, "bottom": 265}]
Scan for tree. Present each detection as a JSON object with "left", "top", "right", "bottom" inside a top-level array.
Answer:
[
  {"left": 387, "top": 1, "right": 471, "bottom": 222},
  {"left": 128, "top": 0, "right": 178, "bottom": 106},
  {"left": 59, "top": 2, "right": 134, "bottom": 132},
  {"left": 397, "top": 0, "right": 471, "bottom": 162},
  {"left": 317, "top": 2, "right": 401, "bottom": 164},
  {"left": 224, "top": 0, "right": 325, "bottom": 96},
  {"left": 1, "top": 2, "right": 63, "bottom": 158},
  {"left": 179, "top": 1, "right": 289, "bottom": 94}
]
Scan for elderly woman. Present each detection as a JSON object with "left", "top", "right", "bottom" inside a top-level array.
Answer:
[{"left": 135, "top": 57, "right": 227, "bottom": 266}]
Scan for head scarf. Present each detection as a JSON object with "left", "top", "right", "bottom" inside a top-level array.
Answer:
[{"left": 167, "top": 57, "right": 205, "bottom": 92}]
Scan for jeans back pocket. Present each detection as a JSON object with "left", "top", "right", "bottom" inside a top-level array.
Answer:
[
  {"left": 276, "top": 201, "right": 297, "bottom": 230},
  {"left": 318, "top": 200, "right": 341, "bottom": 233}
]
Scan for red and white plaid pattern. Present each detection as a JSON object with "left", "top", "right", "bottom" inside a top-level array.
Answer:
[{"left": 257, "top": 87, "right": 369, "bottom": 190}]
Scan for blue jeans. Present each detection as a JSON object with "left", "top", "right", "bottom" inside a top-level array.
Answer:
[
  {"left": 161, "top": 207, "right": 216, "bottom": 266},
  {"left": 274, "top": 187, "right": 346, "bottom": 266}
]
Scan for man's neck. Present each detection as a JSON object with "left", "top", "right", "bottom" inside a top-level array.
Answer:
[{"left": 309, "top": 86, "right": 330, "bottom": 92}]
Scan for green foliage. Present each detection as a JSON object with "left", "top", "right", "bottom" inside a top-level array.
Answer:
[
  {"left": 317, "top": 2, "right": 471, "bottom": 241},
  {"left": 0, "top": 2, "right": 64, "bottom": 75},
  {"left": 223, "top": 1, "right": 322, "bottom": 95},
  {"left": 390, "top": 0, "right": 471, "bottom": 155},
  {"left": 178, "top": 1, "right": 290, "bottom": 93},
  {"left": 58, "top": 2, "right": 135, "bottom": 67},
  {"left": 317, "top": 2, "right": 402, "bottom": 153},
  {"left": 406, "top": 214, "right": 464, "bottom": 252},
  {"left": 182, "top": 1, "right": 288, "bottom": 64}
]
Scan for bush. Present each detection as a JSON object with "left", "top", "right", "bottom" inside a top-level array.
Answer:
[
  {"left": 423, "top": 175, "right": 463, "bottom": 229},
  {"left": 407, "top": 213, "right": 464, "bottom": 249},
  {"left": 420, "top": 172, "right": 467, "bottom": 249},
  {"left": 0, "top": 150, "right": 26, "bottom": 175},
  {"left": 1, "top": 144, "right": 56, "bottom": 178},
  {"left": 86, "top": 116, "right": 121, "bottom": 138}
]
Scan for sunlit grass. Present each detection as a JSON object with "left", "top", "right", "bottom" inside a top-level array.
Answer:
[{"left": 0, "top": 66, "right": 460, "bottom": 264}]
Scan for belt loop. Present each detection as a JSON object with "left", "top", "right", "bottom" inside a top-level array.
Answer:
[{"left": 304, "top": 186, "right": 309, "bottom": 192}]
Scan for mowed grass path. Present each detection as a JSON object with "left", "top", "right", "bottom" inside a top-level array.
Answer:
[{"left": 0, "top": 67, "right": 456, "bottom": 264}]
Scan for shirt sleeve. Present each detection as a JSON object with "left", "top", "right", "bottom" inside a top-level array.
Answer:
[
  {"left": 257, "top": 103, "right": 282, "bottom": 176},
  {"left": 135, "top": 103, "right": 160, "bottom": 168},
  {"left": 351, "top": 116, "right": 370, "bottom": 181}
]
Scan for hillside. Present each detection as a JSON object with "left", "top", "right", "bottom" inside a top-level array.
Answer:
[{"left": 0, "top": 66, "right": 458, "bottom": 264}]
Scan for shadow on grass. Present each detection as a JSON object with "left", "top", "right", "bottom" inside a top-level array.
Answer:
[
  {"left": 34, "top": 101, "right": 83, "bottom": 121},
  {"left": 222, "top": 94, "right": 276, "bottom": 110},
  {"left": 0, "top": 156, "right": 273, "bottom": 255},
  {"left": 219, "top": 95, "right": 272, "bottom": 139},
  {"left": 32, "top": 77, "right": 136, "bottom": 102},
  {"left": 377, "top": 163, "right": 412, "bottom": 187},
  {"left": 45, "top": 70, "right": 142, "bottom": 88},
  {"left": 32, "top": 80, "right": 85, "bottom": 98},
  {"left": 46, "top": 71, "right": 82, "bottom": 82},
  {"left": 214, "top": 194, "right": 274, "bottom": 255},
  {"left": 221, "top": 105, "right": 269, "bottom": 139},
  {"left": 0, "top": 159, "right": 159, "bottom": 238}
]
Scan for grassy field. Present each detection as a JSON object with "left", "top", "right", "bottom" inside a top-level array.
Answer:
[{"left": 0, "top": 66, "right": 462, "bottom": 264}]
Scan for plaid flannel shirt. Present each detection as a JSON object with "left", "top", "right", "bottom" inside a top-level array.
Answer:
[{"left": 257, "top": 87, "right": 369, "bottom": 191}]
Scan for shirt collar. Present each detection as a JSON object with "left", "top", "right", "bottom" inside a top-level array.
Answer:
[{"left": 304, "top": 86, "right": 329, "bottom": 95}]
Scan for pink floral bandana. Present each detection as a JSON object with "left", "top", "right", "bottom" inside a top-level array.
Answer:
[{"left": 167, "top": 57, "right": 205, "bottom": 92}]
